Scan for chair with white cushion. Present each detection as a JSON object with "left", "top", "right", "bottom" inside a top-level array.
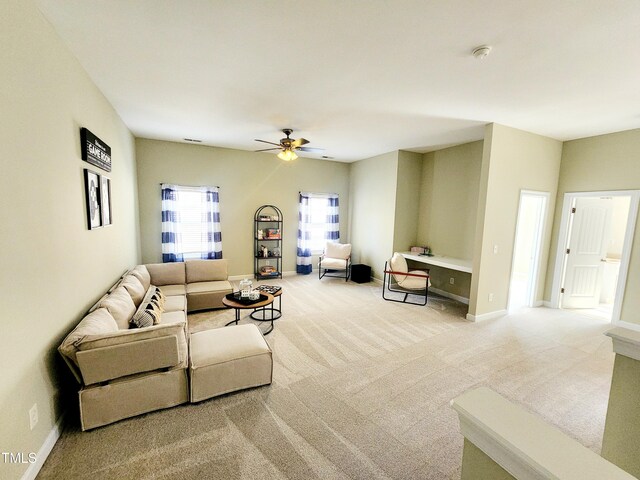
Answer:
[
  {"left": 383, "top": 252, "right": 430, "bottom": 305},
  {"left": 318, "top": 241, "right": 352, "bottom": 281}
]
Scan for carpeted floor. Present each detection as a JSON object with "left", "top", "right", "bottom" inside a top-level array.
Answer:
[{"left": 38, "top": 276, "right": 615, "bottom": 479}]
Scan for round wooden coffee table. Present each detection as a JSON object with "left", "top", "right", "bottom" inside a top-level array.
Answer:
[
  {"left": 250, "top": 288, "right": 282, "bottom": 322},
  {"left": 223, "top": 293, "right": 276, "bottom": 334}
]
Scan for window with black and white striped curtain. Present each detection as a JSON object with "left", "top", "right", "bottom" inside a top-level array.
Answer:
[{"left": 161, "top": 184, "right": 222, "bottom": 262}]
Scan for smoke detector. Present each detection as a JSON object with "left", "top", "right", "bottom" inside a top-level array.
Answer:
[{"left": 472, "top": 45, "right": 492, "bottom": 59}]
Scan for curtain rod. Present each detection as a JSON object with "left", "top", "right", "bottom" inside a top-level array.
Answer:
[
  {"left": 299, "top": 191, "right": 338, "bottom": 196},
  {"left": 160, "top": 183, "right": 220, "bottom": 188}
]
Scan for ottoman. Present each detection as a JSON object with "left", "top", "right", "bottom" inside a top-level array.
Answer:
[{"left": 189, "top": 324, "right": 273, "bottom": 402}]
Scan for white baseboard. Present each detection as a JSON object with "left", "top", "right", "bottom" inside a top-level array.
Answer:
[
  {"left": 543, "top": 301, "right": 553, "bottom": 307},
  {"left": 21, "top": 412, "right": 66, "bottom": 480},
  {"left": 429, "top": 287, "right": 470, "bottom": 305},
  {"left": 465, "top": 309, "right": 507, "bottom": 322},
  {"left": 372, "top": 277, "right": 383, "bottom": 285},
  {"left": 532, "top": 300, "right": 543, "bottom": 307}
]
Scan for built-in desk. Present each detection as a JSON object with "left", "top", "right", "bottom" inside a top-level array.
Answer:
[{"left": 400, "top": 252, "right": 473, "bottom": 274}]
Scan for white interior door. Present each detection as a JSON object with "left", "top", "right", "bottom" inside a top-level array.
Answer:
[{"left": 562, "top": 197, "right": 613, "bottom": 309}]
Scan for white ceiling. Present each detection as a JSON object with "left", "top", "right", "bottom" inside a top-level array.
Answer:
[{"left": 36, "top": 0, "right": 640, "bottom": 162}]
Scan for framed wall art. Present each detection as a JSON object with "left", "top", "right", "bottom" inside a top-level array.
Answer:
[
  {"left": 84, "top": 168, "right": 102, "bottom": 230},
  {"left": 100, "top": 175, "right": 112, "bottom": 226}
]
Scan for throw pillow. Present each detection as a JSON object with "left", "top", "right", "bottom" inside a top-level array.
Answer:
[
  {"left": 129, "top": 285, "right": 165, "bottom": 328},
  {"left": 151, "top": 287, "right": 166, "bottom": 309}
]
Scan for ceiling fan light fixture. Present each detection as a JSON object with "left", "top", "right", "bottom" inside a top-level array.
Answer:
[{"left": 277, "top": 148, "right": 298, "bottom": 161}]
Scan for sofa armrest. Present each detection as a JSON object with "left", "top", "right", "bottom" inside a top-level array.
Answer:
[{"left": 77, "top": 335, "right": 180, "bottom": 385}]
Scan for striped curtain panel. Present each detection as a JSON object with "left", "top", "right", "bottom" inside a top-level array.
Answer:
[
  {"left": 202, "top": 187, "right": 223, "bottom": 259},
  {"left": 161, "top": 184, "right": 222, "bottom": 262},
  {"left": 296, "top": 193, "right": 313, "bottom": 274},
  {"left": 325, "top": 194, "right": 340, "bottom": 241},
  {"left": 161, "top": 185, "right": 183, "bottom": 262}
]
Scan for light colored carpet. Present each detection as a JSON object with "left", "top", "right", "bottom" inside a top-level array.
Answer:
[{"left": 38, "top": 276, "right": 615, "bottom": 479}]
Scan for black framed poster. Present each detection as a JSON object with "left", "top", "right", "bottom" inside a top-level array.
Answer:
[
  {"left": 84, "top": 168, "right": 102, "bottom": 230},
  {"left": 100, "top": 175, "right": 112, "bottom": 226}
]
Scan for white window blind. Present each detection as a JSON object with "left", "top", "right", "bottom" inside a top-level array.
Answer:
[
  {"left": 175, "top": 189, "right": 208, "bottom": 259},
  {"left": 308, "top": 196, "right": 331, "bottom": 252}
]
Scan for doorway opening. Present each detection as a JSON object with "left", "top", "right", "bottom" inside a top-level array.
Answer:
[
  {"left": 508, "top": 190, "right": 549, "bottom": 311},
  {"left": 551, "top": 190, "right": 639, "bottom": 323}
]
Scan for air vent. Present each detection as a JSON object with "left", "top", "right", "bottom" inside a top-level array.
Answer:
[{"left": 183, "top": 138, "right": 202, "bottom": 143}]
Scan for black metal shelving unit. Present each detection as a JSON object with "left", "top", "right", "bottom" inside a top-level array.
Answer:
[{"left": 254, "top": 205, "right": 283, "bottom": 281}]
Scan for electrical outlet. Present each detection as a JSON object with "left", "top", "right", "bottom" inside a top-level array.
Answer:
[
  {"left": 493, "top": 245, "right": 499, "bottom": 254},
  {"left": 449, "top": 277, "right": 455, "bottom": 285},
  {"left": 29, "top": 404, "right": 38, "bottom": 431},
  {"left": 488, "top": 293, "right": 494, "bottom": 302}
]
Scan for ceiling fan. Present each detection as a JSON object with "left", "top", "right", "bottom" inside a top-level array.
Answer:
[{"left": 255, "top": 128, "right": 324, "bottom": 161}]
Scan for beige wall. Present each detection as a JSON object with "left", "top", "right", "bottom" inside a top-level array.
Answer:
[
  {"left": 392, "top": 151, "right": 423, "bottom": 252},
  {"left": 469, "top": 124, "right": 562, "bottom": 318},
  {"left": 417, "top": 141, "right": 483, "bottom": 260},
  {"left": 136, "top": 139, "right": 350, "bottom": 276},
  {"left": 0, "top": 1, "right": 139, "bottom": 478},
  {"left": 417, "top": 141, "right": 483, "bottom": 299},
  {"left": 349, "top": 151, "right": 399, "bottom": 279},
  {"left": 544, "top": 128, "right": 640, "bottom": 324}
]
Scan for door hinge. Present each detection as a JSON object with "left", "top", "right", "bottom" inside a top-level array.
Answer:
[
  {"left": 560, "top": 288, "right": 565, "bottom": 294},
  {"left": 566, "top": 248, "right": 570, "bottom": 254},
  {"left": 571, "top": 207, "right": 576, "bottom": 213}
]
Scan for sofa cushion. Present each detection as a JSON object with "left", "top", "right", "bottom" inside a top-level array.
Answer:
[
  {"left": 59, "top": 308, "right": 119, "bottom": 367},
  {"left": 130, "top": 265, "right": 151, "bottom": 291},
  {"left": 98, "top": 286, "right": 136, "bottom": 330},
  {"left": 158, "top": 284, "right": 186, "bottom": 296},
  {"left": 120, "top": 275, "right": 146, "bottom": 307},
  {"left": 164, "top": 295, "right": 187, "bottom": 313},
  {"left": 146, "top": 262, "right": 186, "bottom": 286},
  {"left": 186, "top": 259, "right": 228, "bottom": 283},
  {"left": 186, "top": 280, "right": 233, "bottom": 294}
]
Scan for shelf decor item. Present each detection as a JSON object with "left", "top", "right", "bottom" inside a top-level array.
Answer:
[
  {"left": 254, "top": 205, "right": 283, "bottom": 280},
  {"left": 239, "top": 278, "right": 253, "bottom": 298}
]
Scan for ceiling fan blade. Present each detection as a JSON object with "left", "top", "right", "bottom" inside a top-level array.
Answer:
[
  {"left": 255, "top": 139, "right": 282, "bottom": 147},
  {"left": 255, "top": 147, "right": 281, "bottom": 152},
  {"left": 291, "top": 138, "right": 310, "bottom": 148},
  {"left": 297, "top": 146, "right": 325, "bottom": 153}
]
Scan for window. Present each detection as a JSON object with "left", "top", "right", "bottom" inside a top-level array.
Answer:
[
  {"left": 296, "top": 192, "right": 339, "bottom": 274},
  {"left": 161, "top": 184, "right": 222, "bottom": 262},
  {"left": 307, "top": 196, "right": 336, "bottom": 252}
]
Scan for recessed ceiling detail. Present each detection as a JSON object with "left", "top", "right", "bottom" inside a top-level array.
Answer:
[{"left": 35, "top": 0, "right": 640, "bottom": 161}]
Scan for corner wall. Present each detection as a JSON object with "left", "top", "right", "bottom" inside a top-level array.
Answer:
[
  {"left": 417, "top": 141, "right": 483, "bottom": 299},
  {"left": 392, "top": 151, "right": 423, "bottom": 252},
  {"left": 469, "top": 124, "right": 562, "bottom": 319},
  {"left": 0, "top": 1, "right": 139, "bottom": 478},
  {"left": 349, "top": 151, "right": 399, "bottom": 278},
  {"left": 135, "top": 139, "right": 351, "bottom": 276},
  {"left": 544, "top": 128, "right": 640, "bottom": 324}
]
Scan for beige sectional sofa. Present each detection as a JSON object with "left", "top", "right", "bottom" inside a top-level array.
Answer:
[{"left": 58, "top": 259, "right": 272, "bottom": 430}]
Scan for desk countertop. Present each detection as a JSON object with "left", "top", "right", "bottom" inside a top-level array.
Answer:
[{"left": 400, "top": 252, "right": 473, "bottom": 274}]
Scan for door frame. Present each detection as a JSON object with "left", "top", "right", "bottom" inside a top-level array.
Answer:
[
  {"left": 507, "top": 190, "right": 549, "bottom": 311},
  {"left": 550, "top": 190, "right": 640, "bottom": 325}
]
